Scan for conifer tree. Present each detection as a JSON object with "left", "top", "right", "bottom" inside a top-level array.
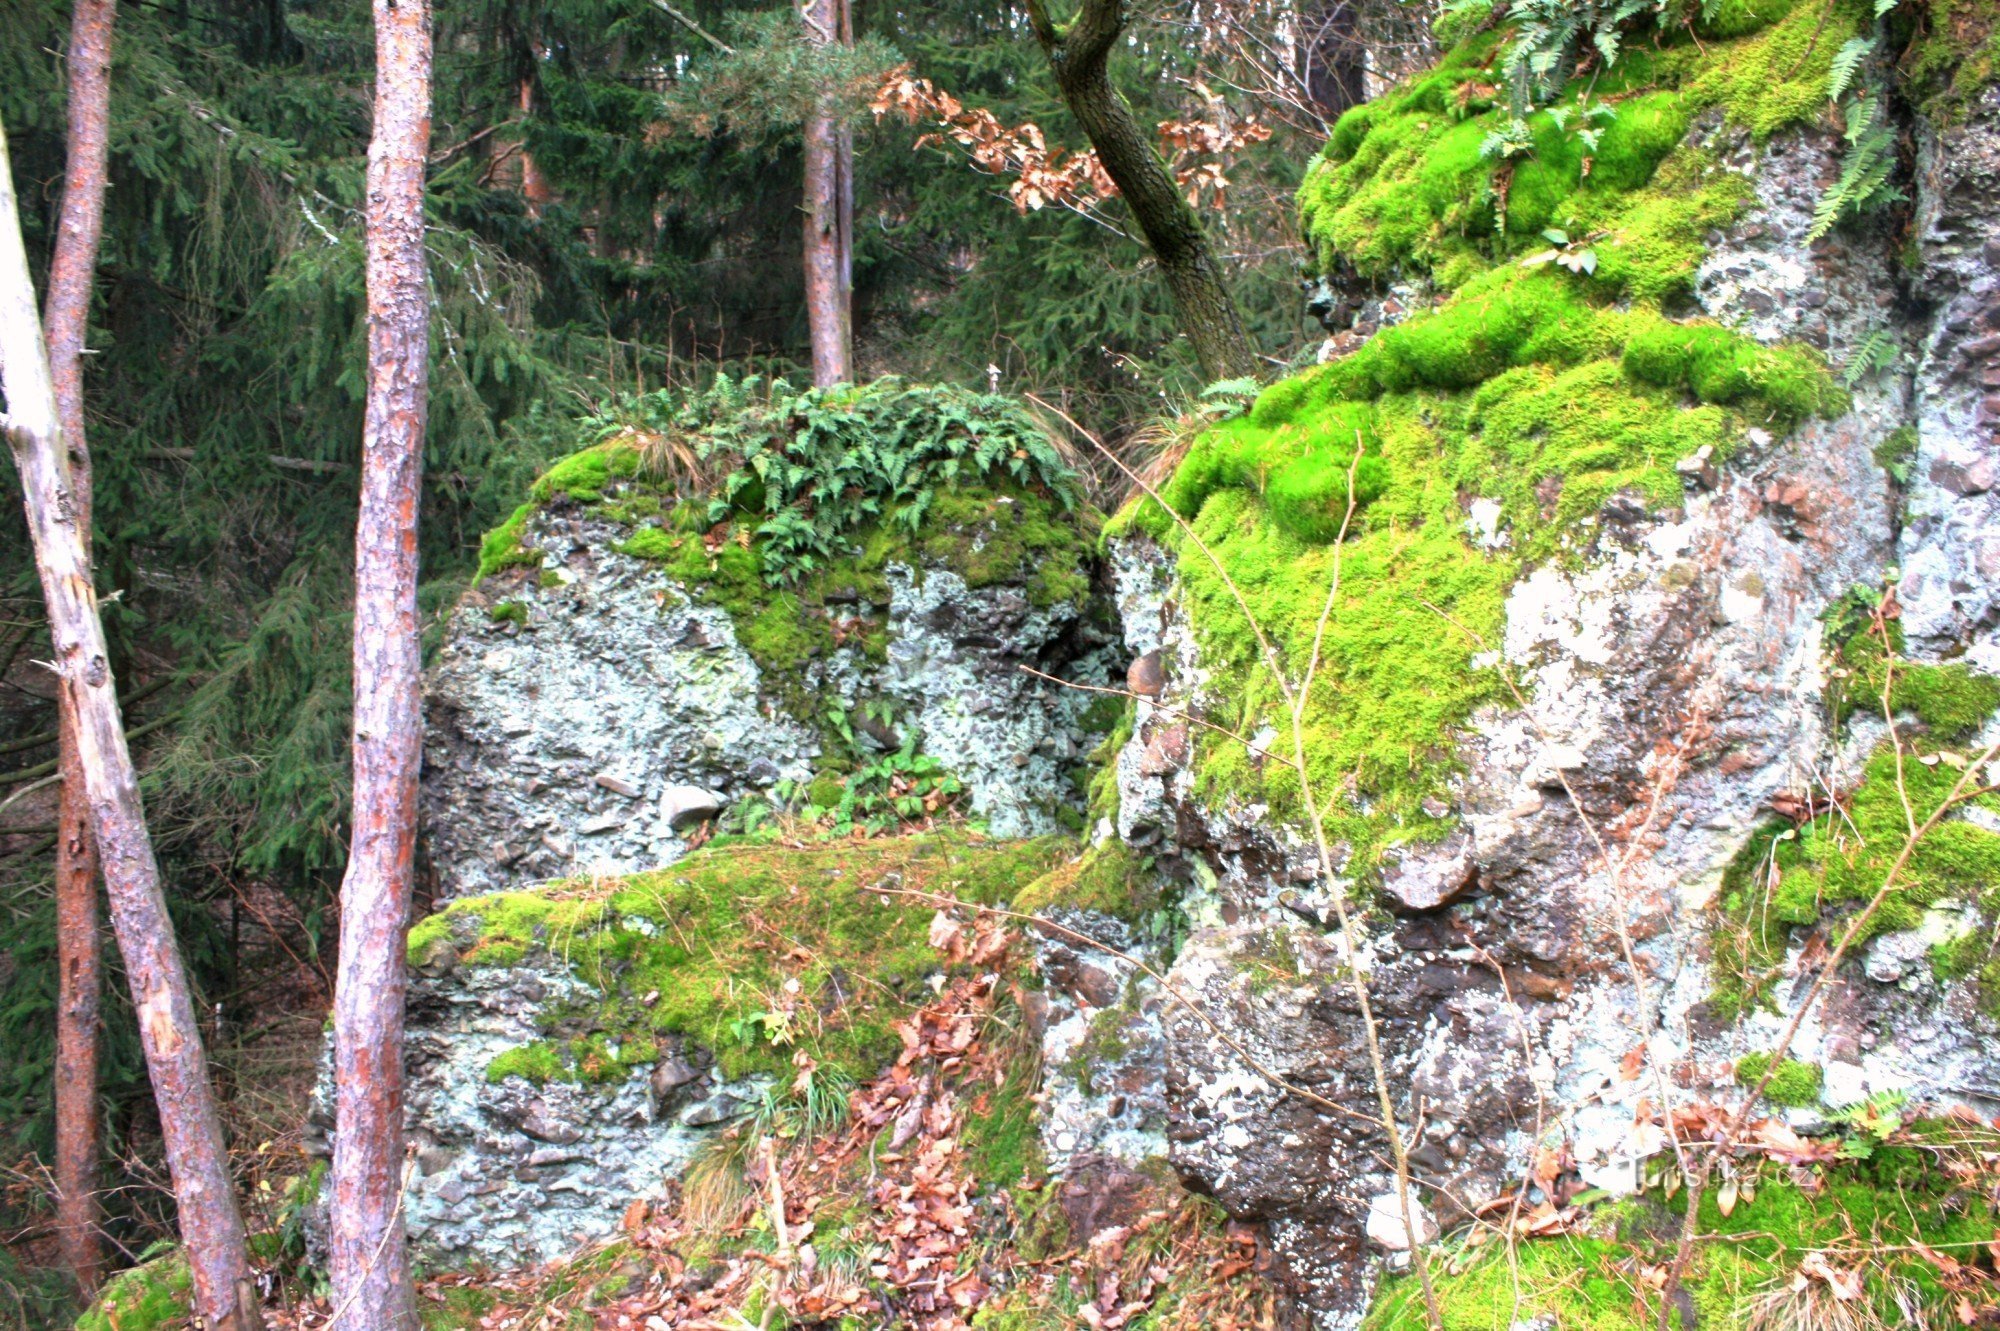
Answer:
[
  {"left": 1, "top": 114, "right": 263, "bottom": 1331},
  {"left": 327, "top": 0, "right": 432, "bottom": 1321},
  {"left": 42, "top": 0, "right": 117, "bottom": 1292},
  {"left": 802, "top": 0, "right": 854, "bottom": 385}
]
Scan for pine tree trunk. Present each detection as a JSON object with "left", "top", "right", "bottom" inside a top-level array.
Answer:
[
  {"left": 43, "top": 0, "right": 117, "bottom": 1293},
  {"left": 327, "top": 0, "right": 430, "bottom": 1323},
  {"left": 1025, "top": 0, "right": 1257, "bottom": 383},
  {"left": 0, "top": 118, "right": 262, "bottom": 1331},
  {"left": 801, "top": 0, "right": 852, "bottom": 387}
]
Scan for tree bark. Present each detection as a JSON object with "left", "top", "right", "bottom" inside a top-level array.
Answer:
[
  {"left": 801, "top": 0, "right": 852, "bottom": 387},
  {"left": 1024, "top": 0, "right": 1258, "bottom": 383},
  {"left": 43, "top": 0, "right": 118, "bottom": 1293},
  {"left": 1302, "top": 0, "right": 1367, "bottom": 122},
  {"left": 327, "top": 0, "right": 430, "bottom": 1324},
  {"left": 0, "top": 118, "right": 262, "bottom": 1331}
]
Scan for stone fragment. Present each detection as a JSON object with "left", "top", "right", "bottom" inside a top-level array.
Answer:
[
  {"left": 680, "top": 1094, "right": 744, "bottom": 1127},
  {"left": 658, "top": 784, "right": 725, "bottom": 832},
  {"left": 1137, "top": 722, "right": 1190, "bottom": 776},
  {"left": 650, "top": 1056, "right": 704, "bottom": 1100},
  {"left": 1377, "top": 833, "right": 1478, "bottom": 913},
  {"left": 593, "top": 772, "right": 641, "bottom": 798},
  {"left": 1127, "top": 650, "right": 1165, "bottom": 697},
  {"left": 1676, "top": 444, "right": 1720, "bottom": 491},
  {"left": 1364, "top": 1193, "right": 1438, "bottom": 1251},
  {"left": 1928, "top": 456, "right": 1997, "bottom": 496}
]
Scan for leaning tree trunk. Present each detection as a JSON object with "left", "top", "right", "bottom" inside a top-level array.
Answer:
[
  {"left": 1024, "top": 0, "right": 1257, "bottom": 383},
  {"left": 801, "top": 0, "right": 852, "bottom": 387},
  {"left": 327, "top": 0, "right": 431, "bottom": 1324},
  {"left": 0, "top": 118, "right": 261, "bottom": 1331},
  {"left": 43, "top": 0, "right": 118, "bottom": 1292}
]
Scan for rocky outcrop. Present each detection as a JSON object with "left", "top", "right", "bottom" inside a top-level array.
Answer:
[
  {"left": 423, "top": 498, "right": 1113, "bottom": 901},
  {"left": 1087, "top": 29, "right": 2000, "bottom": 1330},
  {"left": 379, "top": 14, "right": 2000, "bottom": 1329}
]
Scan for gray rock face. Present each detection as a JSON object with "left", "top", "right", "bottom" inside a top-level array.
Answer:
[
  {"left": 1898, "top": 85, "right": 2000, "bottom": 667},
  {"left": 1091, "top": 110, "right": 2000, "bottom": 1328},
  {"left": 304, "top": 953, "right": 763, "bottom": 1269},
  {"left": 423, "top": 503, "right": 1111, "bottom": 900}
]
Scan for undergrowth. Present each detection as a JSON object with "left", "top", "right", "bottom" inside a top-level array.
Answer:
[
  {"left": 1366, "top": 1112, "right": 2000, "bottom": 1329},
  {"left": 407, "top": 832, "right": 1070, "bottom": 1086}
]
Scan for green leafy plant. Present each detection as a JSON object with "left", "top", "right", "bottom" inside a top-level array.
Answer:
[
  {"left": 1809, "top": 92, "right": 1904, "bottom": 240},
  {"left": 584, "top": 376, "right": 1081, "bottom": 587},
  {"left": 1520, "top": 227, "right": 1602, "bottom": 274},
  {"left": 1841, "top": 327, "right": 1902, "bottom": 387}
]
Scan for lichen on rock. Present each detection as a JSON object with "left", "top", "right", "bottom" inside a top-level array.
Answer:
[{"left": 424, "top": 379, "right": 1118, "bottom": 898}]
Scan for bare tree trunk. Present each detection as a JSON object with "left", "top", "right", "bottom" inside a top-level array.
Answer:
[
  {"left": 1024, "top": 0, "right": 1257, "bottom": 383},
  {"left": 801, "top": 0, "right": 852, "bottom": 387},
  {"left": 1302, "top": 0, "right": 1367, "bottom": 122},
  {"left": 43, "top": 0, "right": 117, "bottom": 1293},
  {"left": 0, "top": 118, "right": 261, "bottom": 1331},
  {"left": 327, "top": 0, "right": 430, "bottom": 1324}
]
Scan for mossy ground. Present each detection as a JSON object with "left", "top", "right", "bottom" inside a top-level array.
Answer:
[
  {"left": 1368, "top": 1121, "right": 2000, "bottom": 1328},
  {"left": 1112, "top": 0, "right": 1849, "bottom": 882},
  {"left": 409, "top": 832, "right": 1071, "bottom": 1086}
]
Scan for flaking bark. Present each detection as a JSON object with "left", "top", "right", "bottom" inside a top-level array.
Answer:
[
  {"left": 0, "top": 116, "right": 262, "bottom": 1331},
  {"left": 43, "top": 0, "right": 118, "bottom": 1292},
  {"left": 801, "top": 0, "right": 852, "bottom": 387},
  {"left": 326, "top": 0, "right": 431, "bottom": 1324},
  {"left": 1024, "top": 0, "right": 1258, "bottom": 383}
]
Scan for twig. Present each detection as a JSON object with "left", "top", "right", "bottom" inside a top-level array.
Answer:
[
  {"left": 1013, "top": 664, "right": 1297, "bottom": 768},
  {"left": 652, "top": 0, "right": 735, "bottom": 53}
]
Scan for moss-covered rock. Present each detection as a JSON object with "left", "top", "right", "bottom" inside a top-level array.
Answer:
[
  {"left": 425, "top": 381, "right": 1119, "bottom": 896},
  {"left": 74, "top": 1251, "right": 189, "bottom": 1331}
]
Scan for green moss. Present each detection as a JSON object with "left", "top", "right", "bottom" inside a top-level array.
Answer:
[
  {"left": 1015, "top": 839, "right": 1160, "bottom": 923},
  {"left": 1905, "top": 0, "right": 2000, "bottom": 123},
  {"left": 75, "top": 1251, "right": 190, "bottom": 1331},
  {"left": 528, "top": 440, "right": 641, "bottom": 507},
  {"left": 410, "top": 833, "right": 1071, "bottom": 1085},
  {"left": 1734, "top": 1051, "right": 1824, "bottom": 1106},
  {"left": 960, "top": 1014, "right": 1049, "bottom": 1191},
  {"left": 1875, "top": 424, "right": 1918, "bottom": 484},
  {"left": 1623, "top": 316, "right": 1846, "bottom": 423},
  {"left": 1298, "top": 0, "right": 1856, "bottom": 285},
  {"left": 1712, "top": 655, "right": 2000, "bottom": 1017},
  {"left": 487, "top": 599, "right": 528, "bottom": 626},
  {"left": 475, "top": 501, "right": 542, "bottom": 582},
  {"left": 487, "top": 1041, "right": 566, "bottom": 1085},
  {"left": 1136, "top": 5, "right": 1848, "bottom": 877},
  {"left": 615, "top": 526, "right": 676, "bottom": 560},
  {"left": 418, "top": 1282, "right": 498, "bottom": 1331},
  {"left": 1369, "top": 1134, "right": 2000, "bottom": 1328}
]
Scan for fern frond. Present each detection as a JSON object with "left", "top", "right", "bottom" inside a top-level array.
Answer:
[{"left": 1827, "top": 37, "right": 1871, "bottom": 102}]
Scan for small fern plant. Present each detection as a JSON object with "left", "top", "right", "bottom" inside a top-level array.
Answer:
[{"left": 587, "top": 376, "right": 1081, "bottom": 586}]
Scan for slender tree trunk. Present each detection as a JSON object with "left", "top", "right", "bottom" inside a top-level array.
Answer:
[
  {"left": 0, "top": 118, "right": 261, "bottom": 1331},
  {"left": 43, "top": 0, "right": 117, "bottom": 1292},
  {"left": 327, "top": 0, "right": 430, "bottom": 1324},
  {"left": 1024, "top": 0, "right": 1257, "bottom": 383},
  {"left": 1302, "top": 0, "right": 1367, "bottom": 122},
  {"left": 801, "top": 0, "right": 852, "bottom": 387}
]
